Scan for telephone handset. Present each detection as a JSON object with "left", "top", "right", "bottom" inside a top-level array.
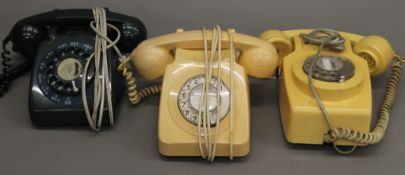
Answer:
[
  {"left": 260, "top": 29, "right": 404, "bottom": 153},
  {"left": 132, "top": 28, "right": 278, "bottom": 79},
  {"left": 1, "top": 9, "right": 147, "bottom": 126},
  {"left": 131, "top": 27, "right": 278, "bottom": 160}
]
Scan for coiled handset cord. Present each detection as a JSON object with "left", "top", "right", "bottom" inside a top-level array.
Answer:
[
  {"left": 301, "top": 28, "right": 405, "bottom": 154},
  {"left": 83, "top": 7, "right": 161, "bottom": 131},
  {"left": 197, "top": 26, "right": 235, "bottom": 161},
  {"left": 0, "top": 37, "right": 12, "bottom": 96},
  {"left": 116, "top": 58, "right": 161, "bottom": 105},
  {"left": 0, "top": 36, "right": 33, "bottom": 97}
]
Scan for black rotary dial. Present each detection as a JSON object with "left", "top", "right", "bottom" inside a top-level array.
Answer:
[{"left": 37, "top": 40, "right": 95, "bottom": 105}]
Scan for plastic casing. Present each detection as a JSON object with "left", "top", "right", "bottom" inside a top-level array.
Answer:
[
  {"left": 260, "top": 29, "right": 394, "bottom": 146},
  {"left": 158, "top": 49, "right": 250, "bottom": 156},
  {"left": 131, "top": 29, "right": 278, "bottom": 156}
]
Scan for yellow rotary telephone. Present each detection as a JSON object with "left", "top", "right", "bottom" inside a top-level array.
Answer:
[
  {"left": 260, "top": 29, "right": 404, "bottom": 153},
  {"left": 130, "top": 26, "right": 278, "bottom": 160}
]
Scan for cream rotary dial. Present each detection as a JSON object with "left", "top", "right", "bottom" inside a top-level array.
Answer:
[
  {"left": 57, "top": 58, "right": 83, "bottom": 81},
  {"left": 178, "top": 75, "right": 230, "bottom": 126}
]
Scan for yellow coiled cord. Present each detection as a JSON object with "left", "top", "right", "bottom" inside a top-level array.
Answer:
[
  {"left": 302, "top": 29, "right": 404, "bottom": 154},
  {"left": 117, "top": 57, "right": 162, "bottom": 105},
  {"left": 324, "top": 56, "right": 404, "bottom": 147}
]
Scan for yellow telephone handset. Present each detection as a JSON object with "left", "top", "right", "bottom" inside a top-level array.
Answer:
[
  {"left": 130, "top": 27, "right": 277, "bottom": 160},
  {"left": 132, "top": 29, "right": 278, "bottom": 80},
  {"left": 260, "top": 28, "right": 403, "bottom": 154}
]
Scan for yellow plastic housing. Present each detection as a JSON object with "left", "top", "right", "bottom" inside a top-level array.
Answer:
[
  {"left": 353, "top": 36, "right": 394, "bottom": 76},
  {"left": 260, "top": 29, "right": 394, "bottom": 146},
  {"left": 259, "top": 30, "right": 293, "bottom": 66}
]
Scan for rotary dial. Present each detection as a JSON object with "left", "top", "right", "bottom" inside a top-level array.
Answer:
[
  {"left": 303, "top": 55, "right": 355, "bottom": 82},
  {"left": 38, "top": 41, "right": 94, "bottom": 105},
  {"left": 178, "top": 75, "right": 230, "bottom": 126}
]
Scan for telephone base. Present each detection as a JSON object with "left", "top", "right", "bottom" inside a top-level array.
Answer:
[
  {"left": 28, "top": 37, "right": 125, "bottom": 127},
  {"left": 157, "top": 49, "right": 251, "bottom": 157},
  {"left": 279, "top": 77, "right": 372, "bottom": 146},
  {"left": 29, "top": 108, "right": 115, "bottom": 126}
]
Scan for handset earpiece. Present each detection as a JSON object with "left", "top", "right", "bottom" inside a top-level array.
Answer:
[
  {"left": 11, "top": 24, "right": 46, "bottom": 58},
  {"left": 353, "top": 35, "right": 394, "bottom": 76},
  {"left": 259, "top": 30, "right": 293, "bottom": 65},
  {"left": 131, "top": 41, "right": 175, "bottom": 80},
  {"left": 115, "top": 22, "right": 147, "bottom": 53},
  {"left": 238, "top": 46, "right": 278, "bottom": 78},
  {"left": 231, "top": 32, "right": 278, "bottom": 78}
]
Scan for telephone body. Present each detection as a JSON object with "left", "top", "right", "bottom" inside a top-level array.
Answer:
[
  {"left": 2, "top": 9, "right": 147, "bottom": 126},
  {"left": 260, "top": 29, "right": 394, "bottom": 146},
  {"left": 131, "top": 29, "right": 278, "bottom": 157}
]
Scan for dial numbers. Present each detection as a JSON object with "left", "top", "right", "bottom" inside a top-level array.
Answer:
[
  {"left": 177, "top": 75, "right": 230, "bottom": 126},
  {"left": 37, "top": 41, "right": 94, "bottom": 105}
]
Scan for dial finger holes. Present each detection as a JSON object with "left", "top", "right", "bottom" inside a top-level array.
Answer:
[
  {"left": 303, "top": 55, "right": 355, "bottom": 82},
  {"left": 178, "top": 75, "right": 230, "bottom": 126},
  {"left": 55, "top": 82, "right": 63, "bottom": 91},
  {"left": 75, "top": 48, "right": 85, "bottom": 56},
  {"left": 65, "top": 85, "right": 73, "bottom": 93},
  {"left": 67, "top": 47, "right": 75, "bottom": 54},
  {"left": 48, "top": 77, "right": 57, "bottom": 86}
]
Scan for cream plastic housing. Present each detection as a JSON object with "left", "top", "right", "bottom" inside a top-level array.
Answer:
[
  {"left": 129, "top": 28, "right": 279, "bottom": 157},
  {"left": 158, "top": 48, "right": 251, "bottom": 156}
]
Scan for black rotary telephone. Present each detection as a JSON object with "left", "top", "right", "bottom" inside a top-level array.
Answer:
[{"left": 0, "top": 9, "right": 147, "bottom": 126}]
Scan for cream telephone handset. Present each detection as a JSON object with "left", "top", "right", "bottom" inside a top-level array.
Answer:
[
  {"left": 260, "top": 29, "right": 404, "bottom": 153},
  {"left": 131, "top": 26, "right": 278, "bottom": 160}
]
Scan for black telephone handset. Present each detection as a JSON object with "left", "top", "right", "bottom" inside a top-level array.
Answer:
[{"left": 1, "top": 9, "right": 147, "bottom": 126}]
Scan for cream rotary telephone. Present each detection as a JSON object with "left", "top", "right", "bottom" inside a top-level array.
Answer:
[
  {"left": 131, "top": 26, "right": 278, "bottom": 160},
  {"left": 260, "top": 29, "right": 404, "bottom": 154}
]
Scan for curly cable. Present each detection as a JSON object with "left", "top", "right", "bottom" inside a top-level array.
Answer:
[
  {"left": 116, "top": 57, "right": 162, "bottom": 105},
  {"left": 301, "top": 28, "right": 404, "bottom": 154},
  {"left": 0, "top": 37, "right": 11, "bottom": 96},
  {"left": 324, "top": 56, "right": 403, "bottom": 145}
]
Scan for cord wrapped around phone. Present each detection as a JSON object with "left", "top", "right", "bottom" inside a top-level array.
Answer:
[
  {"left": 197, "top": 26, "right": 235, "bottom": 161},
  {"left": 83, "top": 7, "right": 162, "bottom": 131},
  {"left": 301, "top": 28, "right": 404, "bottom": 154},
  {"left": 82, "top": 7, "right": 115, "bottom": 131}
]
